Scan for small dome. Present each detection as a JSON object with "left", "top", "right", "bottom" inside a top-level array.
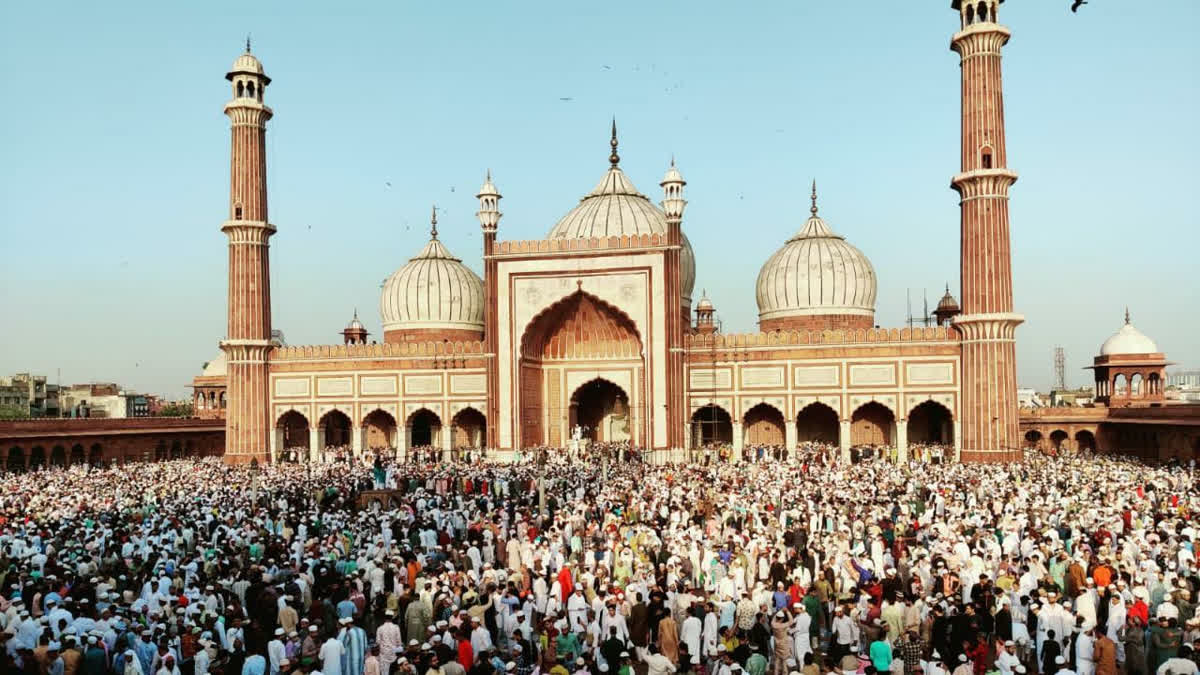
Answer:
[
  {"left": 1100, "top": 310, "right": 1158, "bottom": 356},
  {"left": 201, "top": 352, "right": 227, "bottom": 377},
  {"left": 547, "top": 143, "right": 695, "bottom": 304},
  {"left": 696, "top": 292, "right": 714, "bottom": 311},
  {"left": 380, "top": 215, "right": 484, "bottom": 337},
  {"left": 937, "top": 286, "right": 960, "bottom": 311},
  {"left": 226, "top": 47, "right": 270, "bottom": 83},
  {"left": 756, "top": 199, "right": 877, "bottom": 324},
  {"left": 346, "top": 311, "right": 365, "bottom": 332}
]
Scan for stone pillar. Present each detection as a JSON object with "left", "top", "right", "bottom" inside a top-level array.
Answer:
[
  {"left": 732, "top": 422, "right": 744, "bottom": 463},
  {"left": 840, "top": 420, "right": 851, "bottom": 463},
  {"left": 896, "top": 420, "right": 908, "bottom": 464},
  {"left": 271, "top": 428, "right": 282, "bottom": 464},
  {"left": 785, "top": 420, "right": 798, "bottom": 462},
  {"left": 400, "top": 425, "right": 410, "bottom": 463},
  {"left": 953, "top": 419, "right": 963, "bottom": 462},
  {"left": 351, "top": 424, "right": 363, "bottom": 459},
  {"left": 441, "top": 424, "right": 452, "bottom": 462},
  {"left": 310, "top": 427, "right": 322, "bottom": 463}
]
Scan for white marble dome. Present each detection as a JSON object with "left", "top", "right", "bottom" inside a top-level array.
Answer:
[
  {"left": 547, "top": 162, "right": 696, "bottom": 306},
  {"left": 201, "top": 352, "right": 227, "bottom": 377},
  {"left": 379, "top": 228, "right": 484, "bottom": 336},
  {"left": 1100, "top": 313, "right": 1158, "bottom": 356},
  {"left": 756, "top": 204, "right": 877, "bottom": 323},
  {"left": 228, "top": 52, "right": 266, "bottom": 77}
]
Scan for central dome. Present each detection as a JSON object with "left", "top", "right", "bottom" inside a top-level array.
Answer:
[
  {"left": 756, "top": 185, "right": 877, "bottom": 332},
  {"left": 379, "top": 208, "right": 484, "bottom": 343},
  {"left": 546, "top": 129, "right": 695, "bottom": 306}
]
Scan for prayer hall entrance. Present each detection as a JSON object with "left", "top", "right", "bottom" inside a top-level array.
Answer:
[
  {"left": 569, "top": 379, "right": 631, "bottom": 444},
  {"left": 518, "top": 290, "right": 644, "bottom": 448}
]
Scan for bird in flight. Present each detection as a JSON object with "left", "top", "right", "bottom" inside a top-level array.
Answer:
[
  {"left": 559, "top": 97, "right": 573, "bottom": 101},
  {"left": 1071, "top": 0, "right": 1087, "bottom": 12}
]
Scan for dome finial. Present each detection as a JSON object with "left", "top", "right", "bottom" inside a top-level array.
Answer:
[
  {"left": 430, "top": 204, "right": 438, "bottom": 239},
  {"left": 1125, "top": 306, "right": 1130, "bottom": 325},
  {"left": 610, "top": 118, "right": 620, "bottom": 167},
  {"left": 245, "top": 34, "right": 252, "bottom": 53},
  {"left": 810, "top": 179, "right": 819, "bottom": 217}
]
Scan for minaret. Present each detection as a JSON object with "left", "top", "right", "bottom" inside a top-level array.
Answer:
[
  {"left": 660, "top": 154, "right": 687, "bottom": 455},
  {"left": 220, "top": 41, "right": 276, "bottom": 465},
  {"left": 949, "top": 1, "right": 1023, "bottom": 462},
  {"left": 477, "top": 170, "right": 501, "bottom": 450}
]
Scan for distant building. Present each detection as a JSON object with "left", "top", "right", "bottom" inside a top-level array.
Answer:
[
  {"left": 1167, "top": 370, "right": 1200, "bottom": 388},
  {"left": 0, "top": 373, "right": 59, "bottom": 417},
  {"left": 60, "top": 383, "right": 127, "bottom": 418},
  {"left": 1017, "top": 388, "right": 1043, "bottom": 408},
  {"left": 1050, "top": 387, "right": 1094, "bottom": 407}
]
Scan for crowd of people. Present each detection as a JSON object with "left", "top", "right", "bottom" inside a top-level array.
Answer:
[{"left": 1, "top": 449, "right": 1198, "bottom": 675}]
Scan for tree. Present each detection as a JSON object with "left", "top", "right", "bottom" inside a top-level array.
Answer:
[{"left": 157, "top": 402, "right": 195, "bottom": 418}]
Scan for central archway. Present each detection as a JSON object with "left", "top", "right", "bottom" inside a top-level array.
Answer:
[
  {"left": 519, "top": 290, "right": 644, "bottom": 447},
  {"left": 570, "top": 379, "right": 630, "bottom": 444},
  {"left": 796, "top": 402, "right": 839, "bottom": 445}
]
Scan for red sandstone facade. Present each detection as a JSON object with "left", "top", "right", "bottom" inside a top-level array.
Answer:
[
  {"left": 760, "top": 314, "right": 874, "bottom": 333},
  {"left": 1, "top": 418, "right": 225, "bottom": 470}
]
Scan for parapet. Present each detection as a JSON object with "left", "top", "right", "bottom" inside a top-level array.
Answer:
[
  {"left": 685, "top": 325, "right": 956, "bottom": 349},
  {"left": 271, "top": 340, "right": 487, "bottom": 361}
]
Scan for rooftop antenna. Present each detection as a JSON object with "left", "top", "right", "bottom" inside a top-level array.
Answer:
[{"left": 906, "top": 289, "right": 913, "bottom": 329}]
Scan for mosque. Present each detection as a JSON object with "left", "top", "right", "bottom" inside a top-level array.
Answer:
[{"left": 204, "top": 1, "right": 1025, "bottom": 464}]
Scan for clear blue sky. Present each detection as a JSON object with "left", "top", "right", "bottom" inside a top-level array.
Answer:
[{"left": 2, "top": 1, "right": 1197, "bottom": 400}]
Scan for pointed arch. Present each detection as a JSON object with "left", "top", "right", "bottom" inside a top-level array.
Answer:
[
  {"left": 408, "top": 408, "right": 442, "bottom": 449},
  {"left": 691, "top": 404, "right": 732, "bottom": 447},
  {"left": 319, "top": 409, "right": 353, "bottom": 448},
  {"left": 850, "top": 401, "right": 895, "bottom": 446},
  {"left": 451, "top": 406, "right": 486, "bottom": 450},
  {"left": 570, "top": 378, "right": 631, "bottom": 444},
  {"left": 743, "top": 402, "right": 785, "bottom": 446},
  {"left": 907, "top": 400, "right": 954, "bottom": 445},
  {"left": 278, "top": 410, "right": 311, "bottom": 453},
  {"left": 70, "top": 444, "right": 85, "bottom": 466},
  {"left": 796, "top": 402, "right": 839, "bottom": 445},
  {"left": 521, "top": 290, "right": 643, "bottom": 360},
  {"left": 362, "top": 408, "right": 398, "bottom": 450}
]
